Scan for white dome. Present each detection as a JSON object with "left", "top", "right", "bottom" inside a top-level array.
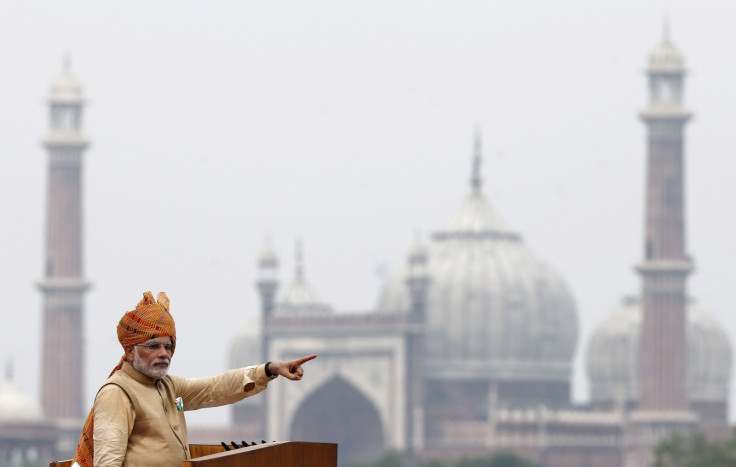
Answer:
[
  {"left": 648, "top": 39, "right": 685, "bottom": 73},
  {"left": 273, "top": 249, "right": 333, "bottom": 317},
  {"left": 377, "top": 187, "right": 578, "bottom": 382},
  {"left": 586, "top": 296, "right": 732, "bottom": 404},
  {"left": 274, "top": 275, "right": 333, "bottom": 316},
  {"left": 258, "top": 242, "right": 278, "bottom": 270},
  {"left": 49, "top": 70, "right": 84, "bottom": 103},
  {"left": 0, "top": 377, "right": 43, "bottom": 422}
]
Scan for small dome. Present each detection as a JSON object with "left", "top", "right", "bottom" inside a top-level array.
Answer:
[
  {"left": 408, "top": 242, "right": 429, "bottom": 264},
  {"left": 49, "top": 70, "right": 84, "bottom": 103},
  {"left": 586, "top": 296, "right": 732, "bottom": 404},
  {"left": 648, "top": 39, "right": 685, "bottom": 73},
  {"left": 273, "top": 244, "right": 333, "bottom": 317},
  {"left": 230, "top": 315, "right": 262, "bottom": 368},
  {"left": 376, "top": 263, "right": 410, "bottom": 313},
  {"left": 274, "top": 274, "right": 333, "bottom": 316},
  {"left": 258, "top": 242, "right": 278, "bottom": 270},
  {"left": 586, "top": 296, "right": 641, "bottom": 403},
  {"left": 0, "top": 373, "right": 43, "bottom": 422}
]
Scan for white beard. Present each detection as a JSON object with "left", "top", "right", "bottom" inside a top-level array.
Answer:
[{"left": 132, "top": 347, "right": 170, "bottom": 379}]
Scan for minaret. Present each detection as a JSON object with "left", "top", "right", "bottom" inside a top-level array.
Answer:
[
  {"left": 256, "top": 238, "right": 279, "bottom": 439},
  {"left": 470, "top": 130, "right": 483, "bottom": 194},
  {"left": 636, "top": 30, "right": 692, "bottom": 412},
  {"left": 38, "top": 61, "right": 91, "bottom": 421},
  {"left": 257, "top": 238, "right": 279, "bottom": 320},
  {"left": 294, "top": 238, "right": 305, "bottom": 286},
  {"left": 405, "top": 238, "right": 429, "bottom": 457}
]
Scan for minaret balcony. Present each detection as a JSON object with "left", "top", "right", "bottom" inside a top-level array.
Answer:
[
  {"left": 42, "top": 132, "right": 90, "bottom": 147},
  {"left": 635, "top": 259, "right": 694, "bottom": 276},
  {"left": 36, "top": 277, "right": 91, "bottom": 293},
  {"left": 639, "top": 106, "right": 692, "bottom": 122}
]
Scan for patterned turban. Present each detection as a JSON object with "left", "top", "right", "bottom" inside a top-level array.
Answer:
[
  {"left": 72, "top": 291, "right": 175, "bottom": 467},
  {"left": 117, "top": 291, "right": 176, "bottom": 352}
]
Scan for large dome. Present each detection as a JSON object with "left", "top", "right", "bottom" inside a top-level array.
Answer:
[
  {"left": 586, "top": 296, "right": 732, "bottom": 405},
  {"left": 376, "top": 150, "right": 578, "bottom": 382}
]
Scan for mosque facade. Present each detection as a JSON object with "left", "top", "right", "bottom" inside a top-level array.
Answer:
[{"left": 225, "top": 34, "right": 732, "bottom": 467}]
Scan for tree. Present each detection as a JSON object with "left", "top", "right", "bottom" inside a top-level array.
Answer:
[
  {"left": 346, "top": 449, "right": 405, "bottom": 467},
  {"left": 455, "top": 452, "right": 540, "bottom": 467},
  {"left": 654, "top": 430, "right": 736, "bottom": 467},
  {"left": 347, "top": 450, "right": 540, "bottom": 467}
]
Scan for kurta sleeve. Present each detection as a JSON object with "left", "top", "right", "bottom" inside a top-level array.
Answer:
[
  {"left": 93, "top": 384, "right": 135, "bottom": 466},
  {"left": 172, "top": 364, "right": 274, "bottom": 411}
]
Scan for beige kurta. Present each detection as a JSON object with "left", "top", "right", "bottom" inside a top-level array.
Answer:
[{"left": 92, "top": 361, "right": 273, "bottom": 466}]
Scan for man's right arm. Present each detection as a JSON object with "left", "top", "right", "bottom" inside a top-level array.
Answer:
[{"left": 93, "top": 385, "right": 134, "bottom": 466}]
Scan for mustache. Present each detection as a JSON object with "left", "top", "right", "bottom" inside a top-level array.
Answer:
[{"left": 153, "top": 358, "right": 170, "bottom": 366}]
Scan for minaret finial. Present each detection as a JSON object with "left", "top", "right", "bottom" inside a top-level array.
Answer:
[
  {"left": 258, "top": 234, "right": 278, "bottom": 271},
  {"left": 295, "top": 238, "right": 304, "bottom": 280},
  {"left": 63, "top": 51, "right": 72, "bottom": 72},
  {"left": 471, "top": 129, "right": 483, "bottom": 193}
]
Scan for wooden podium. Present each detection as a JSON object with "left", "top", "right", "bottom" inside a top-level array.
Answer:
[
  {"left": 185, "top": 442, "right": 337, "bottom": 466},
  {"left": 50, "top": 442, "right": 337, "bottom": 467}
]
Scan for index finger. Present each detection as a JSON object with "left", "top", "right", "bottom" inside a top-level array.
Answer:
[{"left": 295, "top": 354, "right": 318, "bottom": 365}]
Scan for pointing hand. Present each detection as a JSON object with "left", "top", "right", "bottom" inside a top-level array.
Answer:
[{"left": 268, "top": 354, "right": 317, "bottom": 381}]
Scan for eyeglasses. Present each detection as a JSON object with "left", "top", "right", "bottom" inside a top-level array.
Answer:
[{"left": 135, "top": 342, "right": 175, "bottom": 353}]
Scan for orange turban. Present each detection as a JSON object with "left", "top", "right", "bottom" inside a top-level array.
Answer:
[
  {"left": 117, "top": 291, "right": 176, "bottom": 351},
  {"left": 73, "top": 291, "right": 176, "bottom": 467}
]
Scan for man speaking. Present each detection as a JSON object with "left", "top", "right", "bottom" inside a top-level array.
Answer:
[{"left": 72, "top": 291, "right": 316, "bottom": 467}]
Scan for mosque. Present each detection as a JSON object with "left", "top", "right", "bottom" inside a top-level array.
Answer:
[
  {"left": 223, "top": 33, "right": 733, "bottom": 467},
  {"left": 0, "top": 31, "right": 731, "bottom": 467}
]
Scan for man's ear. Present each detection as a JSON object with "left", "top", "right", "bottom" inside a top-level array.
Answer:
[{"left": 124, "top": 345, "right": 135, "bottom": 362}]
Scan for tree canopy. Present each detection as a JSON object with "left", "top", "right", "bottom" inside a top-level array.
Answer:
[
  {"left": 348, "top": 450, "right": 540, "bottom": 467},
  {"left": 654, "top": 430, "right": 736, "bottom": 467}
]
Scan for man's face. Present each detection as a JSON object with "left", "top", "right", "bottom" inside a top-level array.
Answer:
[{"left": 126, "top": 336, "right": 173, "bottom": 379}]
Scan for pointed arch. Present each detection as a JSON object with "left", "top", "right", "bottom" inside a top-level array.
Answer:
[{"left": 290, "top": 375, "right": 385, "bottom": 465}]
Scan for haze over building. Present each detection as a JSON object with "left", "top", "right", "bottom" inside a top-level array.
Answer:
[
  {"left": 222, "top": 32, "right": 732, "bottom": 466},
  {"left": 0, "top": 12, "right": 733, "bottom": 467}
]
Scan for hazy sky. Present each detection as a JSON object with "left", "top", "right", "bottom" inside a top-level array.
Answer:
[{"left": 1, "top": 1, "right": 734, "bottom": 427}]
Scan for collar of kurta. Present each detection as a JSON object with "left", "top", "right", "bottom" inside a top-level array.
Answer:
[{"left": 120, "top": 361, "right": 160, "bottom": 386}]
